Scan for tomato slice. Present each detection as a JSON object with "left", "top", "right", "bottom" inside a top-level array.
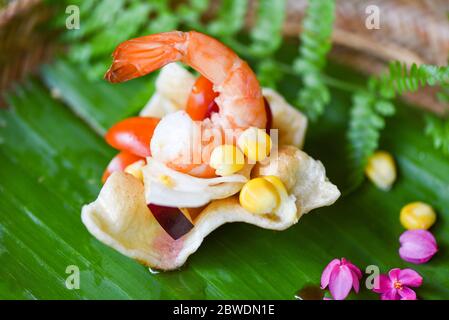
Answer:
[
  {"left": 105, "top": 117, "right": 160, "bottom": 157},
  {"left": 185, "top": 76, "right": 219, "bottom": 121},
  {"left": 102, "top": 151, "right": 144, "bottom": 183}
]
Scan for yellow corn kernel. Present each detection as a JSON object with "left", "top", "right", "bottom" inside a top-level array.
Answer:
[
  {"left": 209, "top": 144, "right": 245, "bottom": 176},
  {"left": 159, "top": 174, "right": 175, "bottom": 188},
  {"left": 124, "top": 160, "right": 145, "bottom": 181},
  {"left": 239, "top": 176, "right": 286, "bottom": 215},
  {"left": 237, "top": 127, "right": 272, "bottom": 162},
  {"left": 365, "top": 151, "right": 396, "bottom": 190},
  {"left": 261, "top": 175, "right": 288, "bottom": 199},
  {"left": 400, "top": 202, "right": 436, "bottom": 230}
]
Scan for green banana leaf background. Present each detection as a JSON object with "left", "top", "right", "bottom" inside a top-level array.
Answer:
[{"left": 1, "top": 2, "right": 449, "bottom": 300}]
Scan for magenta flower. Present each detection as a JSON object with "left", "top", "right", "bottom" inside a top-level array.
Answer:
[
  {"left": 373, "top": 268, "right": 422, "bottom": 300},
  {"left": 399, "top": 230, "right": 438, "bottom": 264},
  {"left": 321, "top": 258, "right": 362, "bottom": 300}
]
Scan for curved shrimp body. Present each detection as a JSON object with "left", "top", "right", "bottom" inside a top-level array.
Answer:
[{"left": 105, "top": 31, "right": 266, "bottom": 178}]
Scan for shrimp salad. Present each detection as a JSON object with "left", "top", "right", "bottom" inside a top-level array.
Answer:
[{"left": 81, "top": 31, "right": 340, "bottom": 270}]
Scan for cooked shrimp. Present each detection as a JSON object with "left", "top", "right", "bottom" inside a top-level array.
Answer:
[{"left": 105, "top": 31, "right": 266, "bottom": 178}]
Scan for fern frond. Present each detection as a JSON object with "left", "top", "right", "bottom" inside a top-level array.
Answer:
[
  {"left": 425, "top": 115, "right": 449, "bottom": 157},
  {"left": 377, "top": 62, "right": 449, "bottom": 98},
  {"left": 248, "top": 0, "right": 286, "bottom": 57},
  {"left": 294, "top": 0, "right": 335, "bottom": 121},
  {"left": 346, "top": 91, "right": 396, "bottom": 188},
  {"left": 207, "top": 0, "right": 248, "bottom": 38},
  {"left": 347, "top": 62, "right": 449, "bottom": 190}
]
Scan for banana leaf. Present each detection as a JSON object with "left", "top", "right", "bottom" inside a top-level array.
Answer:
[{"left": 0, "top": 58, "right": 448, "bottom": 300}]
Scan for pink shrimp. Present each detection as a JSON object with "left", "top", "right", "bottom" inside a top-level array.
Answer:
[{"left": 105, "top": 31, "right": 266, "bottom": 178}]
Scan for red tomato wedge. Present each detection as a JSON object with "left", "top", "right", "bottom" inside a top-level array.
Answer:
[
  {"left": 185, "top": 76, "right": 219, "bottom": 121},
  {"left": 102, "top": 151, "right": 144, "bottom": 183},
  {"left": 105, "top": 117, "right": 160, "bottom": 157}
]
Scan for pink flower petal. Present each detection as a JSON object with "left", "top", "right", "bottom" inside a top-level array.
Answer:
[
  {"left": 321, "top": 258, "right": 340, "bottom": 289},
  {"left": 397, "top": 269, "right": 423, "bottom": 287},
  {"left": 373, "top": 274, "right": 392, "bottom": 293},
  {"left": 388, "top": 268, "right": 401, "bottom": 282},
  {"left": 345, "top": 260, "right": 362, "bottom": 279},
  {"left": 398, "top": 287, "right": 417, "bottom": 300},
  {"left": 381, "top": 289, "right": 400, "bottom": 300},
  {"left": 399, "top": 230, "right": 438, "bottom": 264},
  {"left": 400, "top": 230, "right": 437, "bottom": 247},
  {"left": 350, "top": 270, "right": 360, "bottom": 293},
  {"left": 329, "top": 265, "right": 353, "bottom": 300}
]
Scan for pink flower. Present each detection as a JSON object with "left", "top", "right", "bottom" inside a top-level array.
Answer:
[
  {"left": 373, "top": 268, "right": 423, "bottom": 300},
  {"left": 399, "top": 230, "right": 438, "bottom": 264},
  {"left": 321, "top": 258, "right": 362, "bottom": 300}
]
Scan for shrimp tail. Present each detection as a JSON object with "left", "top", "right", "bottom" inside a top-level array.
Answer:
[{"left": 105, "top": 31, "right": 188, "bottom": 83}]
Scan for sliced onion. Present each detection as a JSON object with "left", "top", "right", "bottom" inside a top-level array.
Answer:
[{"left": 147, "top": 203, "right": 194, "bottom": 240}]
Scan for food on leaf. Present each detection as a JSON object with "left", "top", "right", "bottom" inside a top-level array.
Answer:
[
  {"left": 400, "top": 202, "right": 437, "bottom": 230},
  {"left": 82, "top": 30, "right": 340, "bottom": 270},
  {"left": 364, "top": 150, "right": 397, "bottom": 191}
]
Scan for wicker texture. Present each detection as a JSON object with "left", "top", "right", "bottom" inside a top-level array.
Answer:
[
  {"left": 248, "top": 0, "right": 449, "bottom": 113},
  {"left": 0, "top": 0, "right": 54, "bottom": 107}
]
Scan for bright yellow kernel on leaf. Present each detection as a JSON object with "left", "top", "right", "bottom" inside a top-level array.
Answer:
[
  {"left": 365, "top": 151, "right": 396, "bottom": 190},
  {"left": 400, "top": 202, "right": 437, "bottom": 230},
  {"left": 237, "top": 127, "right": 272, "bottom": 162}
]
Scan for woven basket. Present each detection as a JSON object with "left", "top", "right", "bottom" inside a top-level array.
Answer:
[{"left": 0, "top": 0, "right": 55, "bottom": 107}]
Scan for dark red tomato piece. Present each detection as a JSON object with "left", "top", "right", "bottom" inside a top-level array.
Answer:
[
  {"left": 264, "top": 97, "right": 273, "bottom": 133},
  {"left": 185, "top": 75, "right": 219, "bottom": 121},
  {"left": 148, "top": 204, "right": 194, "bottom": 240},
  {"left": 105, "top": 117, "right": 160, "bottom": 158},
  {"left": 203, "top": 100, "right": 219, "bottom": 119},
  {"left": 102, "top": 151, "right": 144, "bottom": 183}
]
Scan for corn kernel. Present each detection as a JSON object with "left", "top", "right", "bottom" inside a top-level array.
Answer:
[
  {"left": 124, "top": 160, "right": 146, "bottom": 181},
  {"left": 209, "top": 144, "right": 245, "bottom": 176},
  {"left": 365, "top": 151, "right": 396, "bottom": 190},
  {"left": 261, "top": 175, "right": 288, "bottom": 199},
  {"left": 239, "top": 176, "right": 287, "bottom": 215},
  {"left": 400, "top": 202, "right": 436, "bottom": 230},
  {"left": 237, "top": 127, "right": 272, "bottom": 162},
  {"left": 159, "top": 174, "right": 175, "bottom": 188}
]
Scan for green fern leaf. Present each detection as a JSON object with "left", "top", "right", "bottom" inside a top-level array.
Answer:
[
  {"left": 294, "top": 0, "right": 335, "bottom": 121},
  {"left": 425, "top": 115, "right": 449, "bottom": 157},
  {"left": 207, "top": 0, "right": 248, "bottom": 37}
]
